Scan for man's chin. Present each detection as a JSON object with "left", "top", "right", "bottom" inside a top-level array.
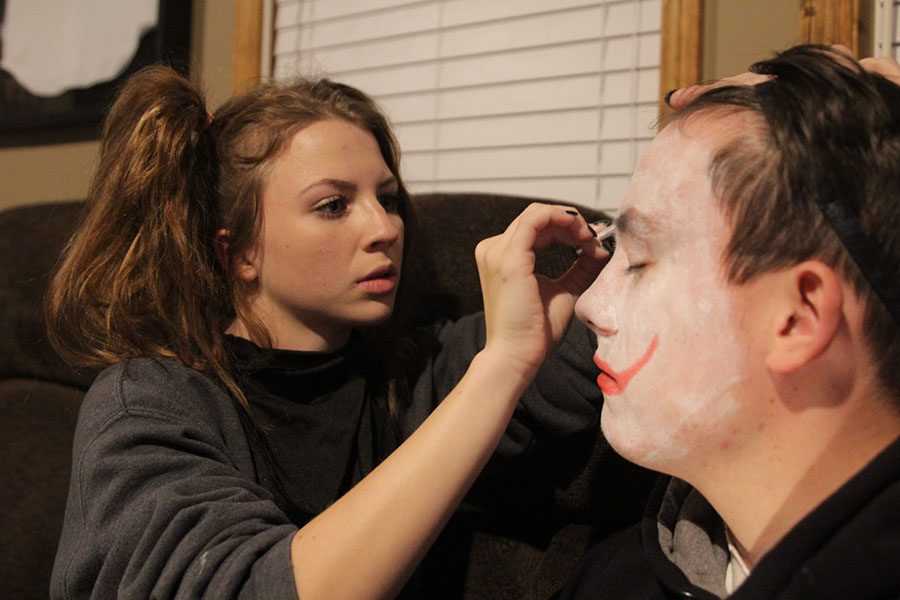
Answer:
[{"left": 600, "top": 411, "right": 682, "bottom": 471}]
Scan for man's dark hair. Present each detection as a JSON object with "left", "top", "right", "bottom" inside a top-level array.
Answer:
[{"left": 670, "top": 45, "right": 900, "bottom": 403}]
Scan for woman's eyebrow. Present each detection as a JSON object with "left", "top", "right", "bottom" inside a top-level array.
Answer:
[
  {"left": 299, "top": 178, "right": 356, "bottom": 195},
  {"left": 377, "top": 176, "right": 398, "bottom": 190},
  {"left": 300, "top": 177, "right": 397, "bottom": 195}
]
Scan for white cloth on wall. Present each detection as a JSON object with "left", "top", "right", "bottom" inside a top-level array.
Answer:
[{"left": 1, "top": 0, "right": 158, "bottom": 96}]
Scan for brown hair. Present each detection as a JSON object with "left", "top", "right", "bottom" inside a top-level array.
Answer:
[
  {"left": 46, "top": 65, "right": 412, "bottom": 412},
  {"left": 668, "top": 46, "right": 900, "bottom": 404}
]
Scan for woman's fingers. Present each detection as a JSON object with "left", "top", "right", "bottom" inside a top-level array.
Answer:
[
  {"left": 499, "top": 203, "right": 593, "bottom": 253},
  {"left": 668, "top": 46, "right": 900, "bottom": 109},
  {"left": 859, "top": 55, "right": 900, "bottom": 85},
  {"left": 475, "top": 204, "right": 595, "bottom": 279},
  {"left": 667, "top": 71, "right": 769, "bottom": 108},
  {"left": 557, "top": 244, "right": 609, "bottom": 295},
  {"left": 480, "top": 204, "right": 610, "bottom": 264}
]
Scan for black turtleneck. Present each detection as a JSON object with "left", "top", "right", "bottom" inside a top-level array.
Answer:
[{"left": 226, "top": 334, "right": 399, "bottom": 524}]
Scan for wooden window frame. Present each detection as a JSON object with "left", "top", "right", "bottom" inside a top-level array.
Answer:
[
  {"left": 800, "top": 0, "right": 861, "bottom": 55},
  {"left": 232, "top": 0, "right": 264, "bottom": 94},
  {"left": 659, "top": 0, "right": 703, "bottom": 113}
]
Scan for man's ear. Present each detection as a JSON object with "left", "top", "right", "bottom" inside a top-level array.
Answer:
[
  {"left": 214, "top": 228, "right": 259, "bottom": 283},
  {"left": 766, "top": 260, "right": 844, "bottom": 374}
]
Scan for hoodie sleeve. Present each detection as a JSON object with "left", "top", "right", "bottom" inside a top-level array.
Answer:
[
  {"left": 401, "top": 312, "right": 601, "bottom": 456},
  {"left": 51, "top": 359, "right": 298, "bottom": 600}
]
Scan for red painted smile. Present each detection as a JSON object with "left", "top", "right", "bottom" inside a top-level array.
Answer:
[{"left": 593, "top": 335, "right": 659, "bottom": 396}]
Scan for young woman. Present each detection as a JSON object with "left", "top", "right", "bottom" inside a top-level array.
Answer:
[{"left": 47, "top": 66, "right": 607, "bottom": 600}]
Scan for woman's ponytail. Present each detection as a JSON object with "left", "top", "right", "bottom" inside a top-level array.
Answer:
[{"left": 47, "top": 65, "right": 231, "bottom": 385}]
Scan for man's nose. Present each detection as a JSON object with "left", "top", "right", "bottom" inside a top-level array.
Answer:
[{"left": 575, "top": 276, "right": 618, "bottom": 337}]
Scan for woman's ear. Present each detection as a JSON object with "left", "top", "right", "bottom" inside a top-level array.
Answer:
[
  {"left": 214, "top": 229, "right": 259, "bottom": 283},
  {"left": 765, "top": 261, "right": 844, "bottom": 374},
  {"left": 213, "top": 229, "right": 230, "bottom": 268}
]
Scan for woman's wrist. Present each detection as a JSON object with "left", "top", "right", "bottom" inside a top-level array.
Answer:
[{"left": 474, "top": 344, "right": 541, "bottom": 392}]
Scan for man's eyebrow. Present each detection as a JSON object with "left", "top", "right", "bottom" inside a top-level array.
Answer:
[{"left": 614, "top": 208, "right": 657, "bottom": 238}]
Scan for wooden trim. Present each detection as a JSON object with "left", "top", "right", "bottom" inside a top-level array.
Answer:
[
  {"left": 660, "top": 0, "right": 704, "bottom": 114},
  {"left": 799, "top": 0, "right": 860, "bottom": 55},
  {"left": 232, "top": 0, "right": 265, "bottom": 94}
]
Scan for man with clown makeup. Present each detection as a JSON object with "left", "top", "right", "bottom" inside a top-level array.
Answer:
[{"left": 560, "top": 45, "right": 900, "bottom": 599}]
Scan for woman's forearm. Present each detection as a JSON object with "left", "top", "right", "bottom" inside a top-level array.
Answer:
[{"left": 290, "top": 349, "right": 534, "bottom": 600}]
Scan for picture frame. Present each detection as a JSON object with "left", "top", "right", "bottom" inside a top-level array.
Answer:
[{"left": 0, "top": 0, "right": 192, "bottom": 147}]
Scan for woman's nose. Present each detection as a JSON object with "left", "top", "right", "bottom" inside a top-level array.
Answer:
[{"left": 363, "top": 197, "right": 403, "bottom": 249}]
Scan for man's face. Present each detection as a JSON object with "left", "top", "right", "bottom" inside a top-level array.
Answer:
[{"left": 575, "top": 118, "right": 764, "bottom": 474}]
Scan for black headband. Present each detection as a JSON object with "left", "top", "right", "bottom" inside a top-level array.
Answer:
[{"left": 756, "top": 80, "right": 900, "bottom": 324}]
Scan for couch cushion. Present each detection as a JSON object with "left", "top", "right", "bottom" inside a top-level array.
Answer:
[
  {"left": 0, "top": 378, "right": 84, "bottom": 600},
  {"left": 0, "top": 201, "right": 97, "bottom": 388}
]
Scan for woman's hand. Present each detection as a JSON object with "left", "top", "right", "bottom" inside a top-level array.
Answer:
[
  {"left": 667, "top": 45, "right": 900, "bottom": 108},
  {"left": 667, "top": 70, "right": 767, "bottom": 108},
  {"left": 859, "top": 54, "right": 900, "bottom": 85},
  {"left": 474, "top": 203, "right": 608, "bottom": 375}
]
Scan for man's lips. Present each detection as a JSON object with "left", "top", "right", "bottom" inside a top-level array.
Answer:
[{"left": 593, "top": 335, "right": 659, "bottom": 396}]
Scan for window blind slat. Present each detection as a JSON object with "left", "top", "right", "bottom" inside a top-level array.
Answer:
[
  {"left": 298, "top": 32, "right": 439, "bottom": 72},
  {"left": 441, "top": 0, "right": 603, "bottom": 28},
  {"left": 440, "top": 6, "right": 607, "bottom": 58},
  {"left": 305, "top": 3, "right": 439, "bottom": 47},
  {"left": 599, "top": 140, "right": 637, "bottom": 175},
  {"left": 441, "top": 40, "right": 604, "bottom": 88},
  {"left": 438, "top": 110, "right": 601, "bottom": 149},
  {"left": 394, "top": 122, "right": 436, "bottom": 152},
  {"left": 337, "top": 63, "right": 438, "bottom": 96},
  {"left": 306, "top": 0, "right": 429, "bottom": 23},
  {"left": 640, "top": 0, "right": 662, "bottom": 31},
  {"left": 378, "top": 93, "right": 438, "bottom": 123},
  {"left": 397, "top": 108, "right": 600, "bottom": 156},
  {"left": 436, "top": 144, "right": 598, "bottom": 179},
  {"left": 432, "top": 177, "right": 599, "bottom": 205},
  {"left": 438, "top": 76, "right": 601, "bottom": 119}
]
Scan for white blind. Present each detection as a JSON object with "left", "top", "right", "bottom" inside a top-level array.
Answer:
[
  {"left": 270, "top": 0, "right": 661, "bottom": 212},
  {"left": 874, "top": 0, "right": 900, "bottom": 59}
]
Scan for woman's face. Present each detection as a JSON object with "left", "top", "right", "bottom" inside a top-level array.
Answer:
[{"left": 237, "top": 119, "right": 404, "bottom": 351}]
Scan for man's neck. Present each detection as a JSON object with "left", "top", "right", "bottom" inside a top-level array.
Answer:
[{"left": 690, "top": 391, "right": 900, "bottom": 568}]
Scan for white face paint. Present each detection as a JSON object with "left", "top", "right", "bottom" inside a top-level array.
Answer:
[{"left": 575, "top": 121, "right": 757, "bottom": 475}]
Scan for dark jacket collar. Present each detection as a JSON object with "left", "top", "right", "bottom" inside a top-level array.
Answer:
[{"left": 641, "top": 434, "right": 900, "bottom": 599}]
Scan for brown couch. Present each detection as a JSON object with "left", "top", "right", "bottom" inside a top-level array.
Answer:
[{"left": 0, "top": 193, "right": 654, "bottom": 599}]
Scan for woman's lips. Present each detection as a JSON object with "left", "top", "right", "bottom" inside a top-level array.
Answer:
[
  {"left": 593, "top": 335, "right": 659, "bottom": 396},
  {"left": 358, "top": 266, "right": 398, "bottom": 294}
]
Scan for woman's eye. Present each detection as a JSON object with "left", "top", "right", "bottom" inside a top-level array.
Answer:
[
  {"left": 379, "top": 191, "right": 403, "bottom": 213},
  {"left": 316, "top": 196, "right": 348, "bottom": 218}
]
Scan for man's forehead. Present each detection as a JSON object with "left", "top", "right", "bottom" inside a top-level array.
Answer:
[{"left": 617, "top": 123, "right": 726, "bottom": 240}]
